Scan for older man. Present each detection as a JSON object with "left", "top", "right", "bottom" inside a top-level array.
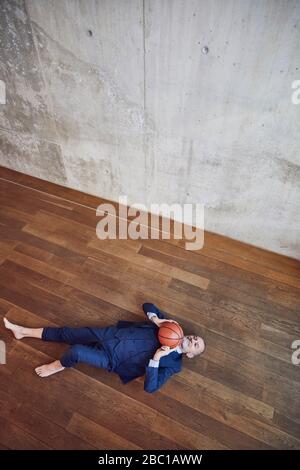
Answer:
[{"left": 4, "top": 302, "right": 205, "bottom": 393}]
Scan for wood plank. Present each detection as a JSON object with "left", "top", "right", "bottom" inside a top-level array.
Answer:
[
  {"left": 89, "top": 238, "right": 210, "bottom": 290},
  {"left": 67, "top": 413, "right": 141, "bottom": 450},
  {"left": 0, "top": 389, "right": 95, "bottom": 450},
  {"left": 14, "top": 242, "right": 53, "bottom": 263},
  {"left": 140, "top": 244, "right": 300, "bottom": 309},
  {"left": 0, "top": 416, "right": 50, "bottom": 450}
]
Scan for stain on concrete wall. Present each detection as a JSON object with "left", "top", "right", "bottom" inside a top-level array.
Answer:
[
  {"left": 0, "top": 0, "right": 57, "bottom": 139},
  {"left": 0, "top": 129, "right": 66, "bottom": 184},
  {"left": 0, "top": 0, "right": 299, "bottom": 258}
]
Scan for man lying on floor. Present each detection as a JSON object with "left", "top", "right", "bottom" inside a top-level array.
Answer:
[{"left": 4, "top": 302, "right": 205, "bottom": 393}]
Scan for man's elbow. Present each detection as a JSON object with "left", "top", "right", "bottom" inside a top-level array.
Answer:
[{"left": 142, "top": 303, "right": 153, "bottom": 314}]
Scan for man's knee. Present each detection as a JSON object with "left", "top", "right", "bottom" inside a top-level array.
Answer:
[{"left": 69, "top": 344, "right": 82, "bottom": 362}]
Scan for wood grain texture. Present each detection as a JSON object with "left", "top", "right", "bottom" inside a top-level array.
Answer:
[{"left": 0, "top": 166, "right": 299, "bottom": 450}]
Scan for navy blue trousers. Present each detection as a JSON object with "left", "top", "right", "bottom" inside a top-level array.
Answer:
[{"left": 42, "top": 326, "right": 112, "bottom": 369}]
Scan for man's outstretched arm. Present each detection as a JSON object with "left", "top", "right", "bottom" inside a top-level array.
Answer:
[
  {"left": 143, "top": 303, "right": 178, "bottom": 327},
  {"left": 142, "top": 302, "right": 164, "bottom": 320}
]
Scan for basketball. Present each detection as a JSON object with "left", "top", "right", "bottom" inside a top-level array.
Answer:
[{"left": 158, "top": 322, "right": 184, "bottom": 349}]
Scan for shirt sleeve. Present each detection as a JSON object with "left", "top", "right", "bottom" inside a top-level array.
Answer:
[
  {"left": 144, "top": 364, "right": 180, "bottom": 393},
  {"left": 147, "top": 312, "right": 158, "bottom": 321},
  {"left": 148, "top": 359, "right": 159, "bottom": 368}
]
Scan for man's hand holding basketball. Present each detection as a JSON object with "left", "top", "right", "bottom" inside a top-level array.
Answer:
[
  {"left": 153, "top": 346, "right": 173, "bottom": 361},
  {"left": 151, "top": 316, "right": 179, "bottom": 328}
]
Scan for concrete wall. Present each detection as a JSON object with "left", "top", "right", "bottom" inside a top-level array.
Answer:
[{"left": 0, "top": 0, "right": 299, "bottom": 258}]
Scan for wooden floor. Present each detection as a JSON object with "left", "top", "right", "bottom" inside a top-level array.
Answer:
[{"left": 0, "top": 166, "right": 299, "bottom": 450}]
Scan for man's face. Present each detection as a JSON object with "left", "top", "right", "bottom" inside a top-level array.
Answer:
[{"left": 181, "top": 335, "right": 205, "bottom": 358}]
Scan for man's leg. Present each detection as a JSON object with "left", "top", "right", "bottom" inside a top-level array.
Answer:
[
  {"left": 35, "top": 344, "right": 110, "bottom": 378},
  {"left": 4, "top": 318, "right": 113, "bottom": 345},
  {"left": 4, "top": 318, "right": 43, "bottom": 340},
  {"left": 41, "top": 326, "right": 102, "bottom": 345}
]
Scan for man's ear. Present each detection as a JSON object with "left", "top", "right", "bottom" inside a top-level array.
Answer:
[{"left": 186, "top": 352, "right": 194, "bottom": 359}]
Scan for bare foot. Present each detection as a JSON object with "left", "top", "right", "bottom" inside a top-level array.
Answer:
[
  {"left": 35, "top": 360, "right": 65, "bottom": 378},
  {"left": 3, "top": 317, "right": 25, "bottom": 340}
]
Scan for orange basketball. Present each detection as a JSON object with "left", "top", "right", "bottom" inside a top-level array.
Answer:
[{"left": 158, "top": 322, "right": 184, "bottom": 349}]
